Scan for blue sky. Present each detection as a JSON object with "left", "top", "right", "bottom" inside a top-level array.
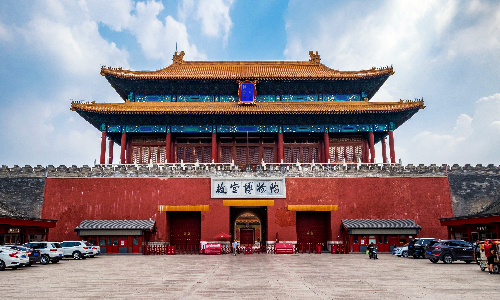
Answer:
[{"left": 0, "top": 0, "right": 499, "bottom": 167}]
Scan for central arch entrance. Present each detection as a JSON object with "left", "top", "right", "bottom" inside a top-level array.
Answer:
[{"left": 230, "top": 207, "right": 267, "bottom": 246}]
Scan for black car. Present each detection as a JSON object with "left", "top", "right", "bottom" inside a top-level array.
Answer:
[
  {"left": 424, "top": 239, "right": 474, "bottom": 264},
  {"left": 408, "top": 238, "right": 436, "bottom": 258}
]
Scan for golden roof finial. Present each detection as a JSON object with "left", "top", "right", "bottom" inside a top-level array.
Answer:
[
  {"left": 309, "top": 51, "right": 321, "bottom": 65},
  {"left": 173, "top": 51, "right": 185, "bottom": 65}
]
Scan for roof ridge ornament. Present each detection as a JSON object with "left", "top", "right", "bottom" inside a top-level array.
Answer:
[
  {"left": 309, "top": 51, "right": 321, "bottom": 65},
  {"left": 173, "top": 51, "right": 185, "bottom": 66}
]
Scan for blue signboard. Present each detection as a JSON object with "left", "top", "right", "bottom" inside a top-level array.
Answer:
[{"left": 239, "top": 83, "right": 255, "bottom": 104}]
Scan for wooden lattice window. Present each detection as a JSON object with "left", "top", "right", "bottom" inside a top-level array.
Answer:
[
  {"left": 174, "top": 137, "right": 212, "bottom": 163},
  {"left": 219, "top": 136, "right": 276, "bottom": 164},
  {"left": 176, "top": 146, "right": 211, "bottom": 163},
  {"left": 329, "top": 135, "right": 363, "bottom": 163},
  {"left": 132, "top": 146, "right": 167, "bottom": 164},
  {"left": 221, "top": 147, "right": 232, "bottom": 163},
  {"left": 263, "top": 147, "right": 274, "bottom": 163}
]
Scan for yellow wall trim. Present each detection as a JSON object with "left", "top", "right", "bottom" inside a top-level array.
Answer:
[
  {"left": 223, "top": 200, "right": 274, "bottom": 207},
  {"left": 158, "top": 205, "right": 209, "bottom": 212},
  {"left": 287, "top": 205, "right": 338, "bottom": 211}
]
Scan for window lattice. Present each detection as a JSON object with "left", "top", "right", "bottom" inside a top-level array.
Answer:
[
  {"left": 249, "top": 147, "right": 259, "bottom": 164},
  {"left": 150, "top": 147, "right": 158, "bottom": 164},
  {"left": 355, "top": 146, "right": 362, "bottom": 162},
  {"left": 204, "top": 147, "right": 211, "bottom": 163},
  {"left": 293, "top": 148, "right": 300, "bottom": 163},
  {"left": 329, "top": 146, "right": 335, "bottom": 161},
  {"left": 346, "top": 146, "right": 354, "bottom": 162},
  {"left": 302, "top": 147, "right": 310, "bottom": 163},
  {"left": 236, "top": 148, "right": 246, "bottom": 164},
  {"left": 284, "top": 148, "right": 292, "bottom": 163},
  {"left": 263, "top": 147, "right": 274, "bottom": 163},
  {"left": 311, "top": 148, "right": 319, "bottom": 163},
  {"left": 221, "top": 147, "right": 232, "bottom": 163},
  {"left": 336, "top": 146, "right": 345, "bottom": 162},
  {"left": 133, "top": 147, "right": 141, "bottom": 164},
  {"left": 141, "top": 147, "right": 149, "bottom": 164},
  {"left": 176, "top": 147, "right": 184, "bottom": 163},
  {"left": 159, "top": 147, "right": 166, "bottom": 163},
  {"left": 185, "top": 148, "right": 194, "bottom": 163},
  {"left": 195, "top": 147, "right": 202, "bottom": 163}
]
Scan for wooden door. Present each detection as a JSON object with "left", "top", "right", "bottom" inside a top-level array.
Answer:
[
  {"left": 240, "top": 229, "right": 254, "bottom": 245},
  {"left": 296, "top": 211, "right": 329, "bottom": 250},
  {"left": 170, "top": 212, "right": 201, "bottom": 249}
]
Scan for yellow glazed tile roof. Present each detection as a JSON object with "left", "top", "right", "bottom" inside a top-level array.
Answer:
[
  {"left": 71, "top": 99, "right": 424, "bottom": 115},
  {"left": 100, "top": 51, "right": 394, "bottom": 80}
]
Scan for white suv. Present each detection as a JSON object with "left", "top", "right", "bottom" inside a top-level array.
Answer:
[
  {"left": 25, "top": 242, "right": 63, "bottom": 264},
  {"left": 60, "top": 241, "right": 93, "bottom": 259}
]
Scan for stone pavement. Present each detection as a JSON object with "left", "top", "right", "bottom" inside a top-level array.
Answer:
[{"left": 2, "top": 253, "right": 499, "bottom": 299}]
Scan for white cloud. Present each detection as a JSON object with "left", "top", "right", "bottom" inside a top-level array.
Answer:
[
  {"left": 284, "top": 0, "right": 500, "bottom": 100},
  {"left": 195, "top": 0, "right": 233, "bottom": 45},
  {"left": 407, "top": 93, "right": 500, "bottom": 165},
  {"left": 179, "top": 0, "right": 234, "bottom": 46},
  {"left": 0, "top": 20, "right": 13, "bottom": 42},
  {"left": 82, "top": 0, "right": 135, "bottom": 31}
]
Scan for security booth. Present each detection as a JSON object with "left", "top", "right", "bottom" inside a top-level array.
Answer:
[
  {"left": 341, "top": 219, "right": 421, "bottom": 253},
  {"left": 75, "top": 220, "right": 156, "bottom": 254},
  {"left": 0, "top": 202, "right": 57, "bottom": 245}
]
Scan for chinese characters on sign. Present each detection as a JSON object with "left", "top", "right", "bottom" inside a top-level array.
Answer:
[
  {"left": 211, "top": 178, "right": 286, "bottom": 198},
  {"left": 239, "top": 83, "right": 254, "bottom": 103}
]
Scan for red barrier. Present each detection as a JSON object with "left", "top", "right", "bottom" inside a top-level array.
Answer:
[
  {"left": 204, "top": 244, "right": 221, "bottom": 255},
  {"left": 276, "top": 243, "right": 294, "bottom": 254}
]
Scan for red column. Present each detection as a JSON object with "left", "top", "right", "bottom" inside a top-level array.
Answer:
[
  {"left": 324, "top": 132, "right": 330, "bottom": 163},
  {"left": 278, "top": 132, "right": 284, "bottom": 163},
  {"left": 362, "top": 138, "right": 367, "bottom": 163},
  {"left": 100, "top": 132, "right": 107, "bottom": 164},
  {"left": 368, "top": 131, "right": 375, "bottom": 163},
  {"left": 166, "top": 132, "right": 171, "bottom": 163},
  {"left": 126, "top": 139, "right": 132, "bottom": 164},
  {"left": 121, "top": 132, "right": 126, "bottom": 164},
  {"left": 389, "top": 130, "right": 395, "bottom": 163},
  {"left": 211, "top": 132, "right": 217, "bottom": 163},
  {"left": 108, "top": 138, "right": 114, "bottom": 164},
  {"left": 381, "top": 136, "right": 387, "bottom": 164}
]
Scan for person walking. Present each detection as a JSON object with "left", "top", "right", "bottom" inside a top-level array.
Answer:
[
  {"left": 484, "top": 240, "right": 496, "bottom": 274},
  {"left": 232, "top": 239, "right": 238, "bottom": 256}
]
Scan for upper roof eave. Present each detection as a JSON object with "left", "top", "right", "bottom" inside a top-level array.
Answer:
[
  {"left": 70, "top": 99, "right": 424, "bottom": 115},
  {"left": 100, "top": 52, "right": 394, "bottom": 81}
]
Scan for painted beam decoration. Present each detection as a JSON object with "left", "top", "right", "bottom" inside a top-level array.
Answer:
[
  {"left": 238, "top": 80, "right": 257, "bottom": 105},
  {"left": 211, "top": 178, "right": 286, "bottom": 198}
]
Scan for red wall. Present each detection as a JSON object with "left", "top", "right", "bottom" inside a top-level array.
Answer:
[{"left": 42, "top": 177, "right": 453, "bottom": 242}]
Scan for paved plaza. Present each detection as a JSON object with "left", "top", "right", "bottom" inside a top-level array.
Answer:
[{"left": 3, "top": 253, "right": 499, "bottom": 299}]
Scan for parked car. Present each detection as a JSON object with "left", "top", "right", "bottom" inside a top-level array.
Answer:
[
  {"left": 425, "top": 239, "right": 474, "bottom": 264},
  {"left": 0, "top": 249, "right": 21, "bottom": 270},
  {"left": 60, "top": 241, "right": 93, "bottom": 259},
  {"left": 1, "top": 245, "right": 40, "bottom": 266},
  {"left": 24, "top": 242, "right": 63, "bottom": 264},
  {"left": 85, "top": 242, "right": 100, "bottom": 256},
  {"left": 408, "top": 238, "right": 436, "bottom": 258},
  {"left": 394, "top": 244, "right": 409, "bottom": 257}
]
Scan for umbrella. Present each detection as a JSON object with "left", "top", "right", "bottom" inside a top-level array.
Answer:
[{"left": 213, "top": 232, "right": 232, "bottom": 241}]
